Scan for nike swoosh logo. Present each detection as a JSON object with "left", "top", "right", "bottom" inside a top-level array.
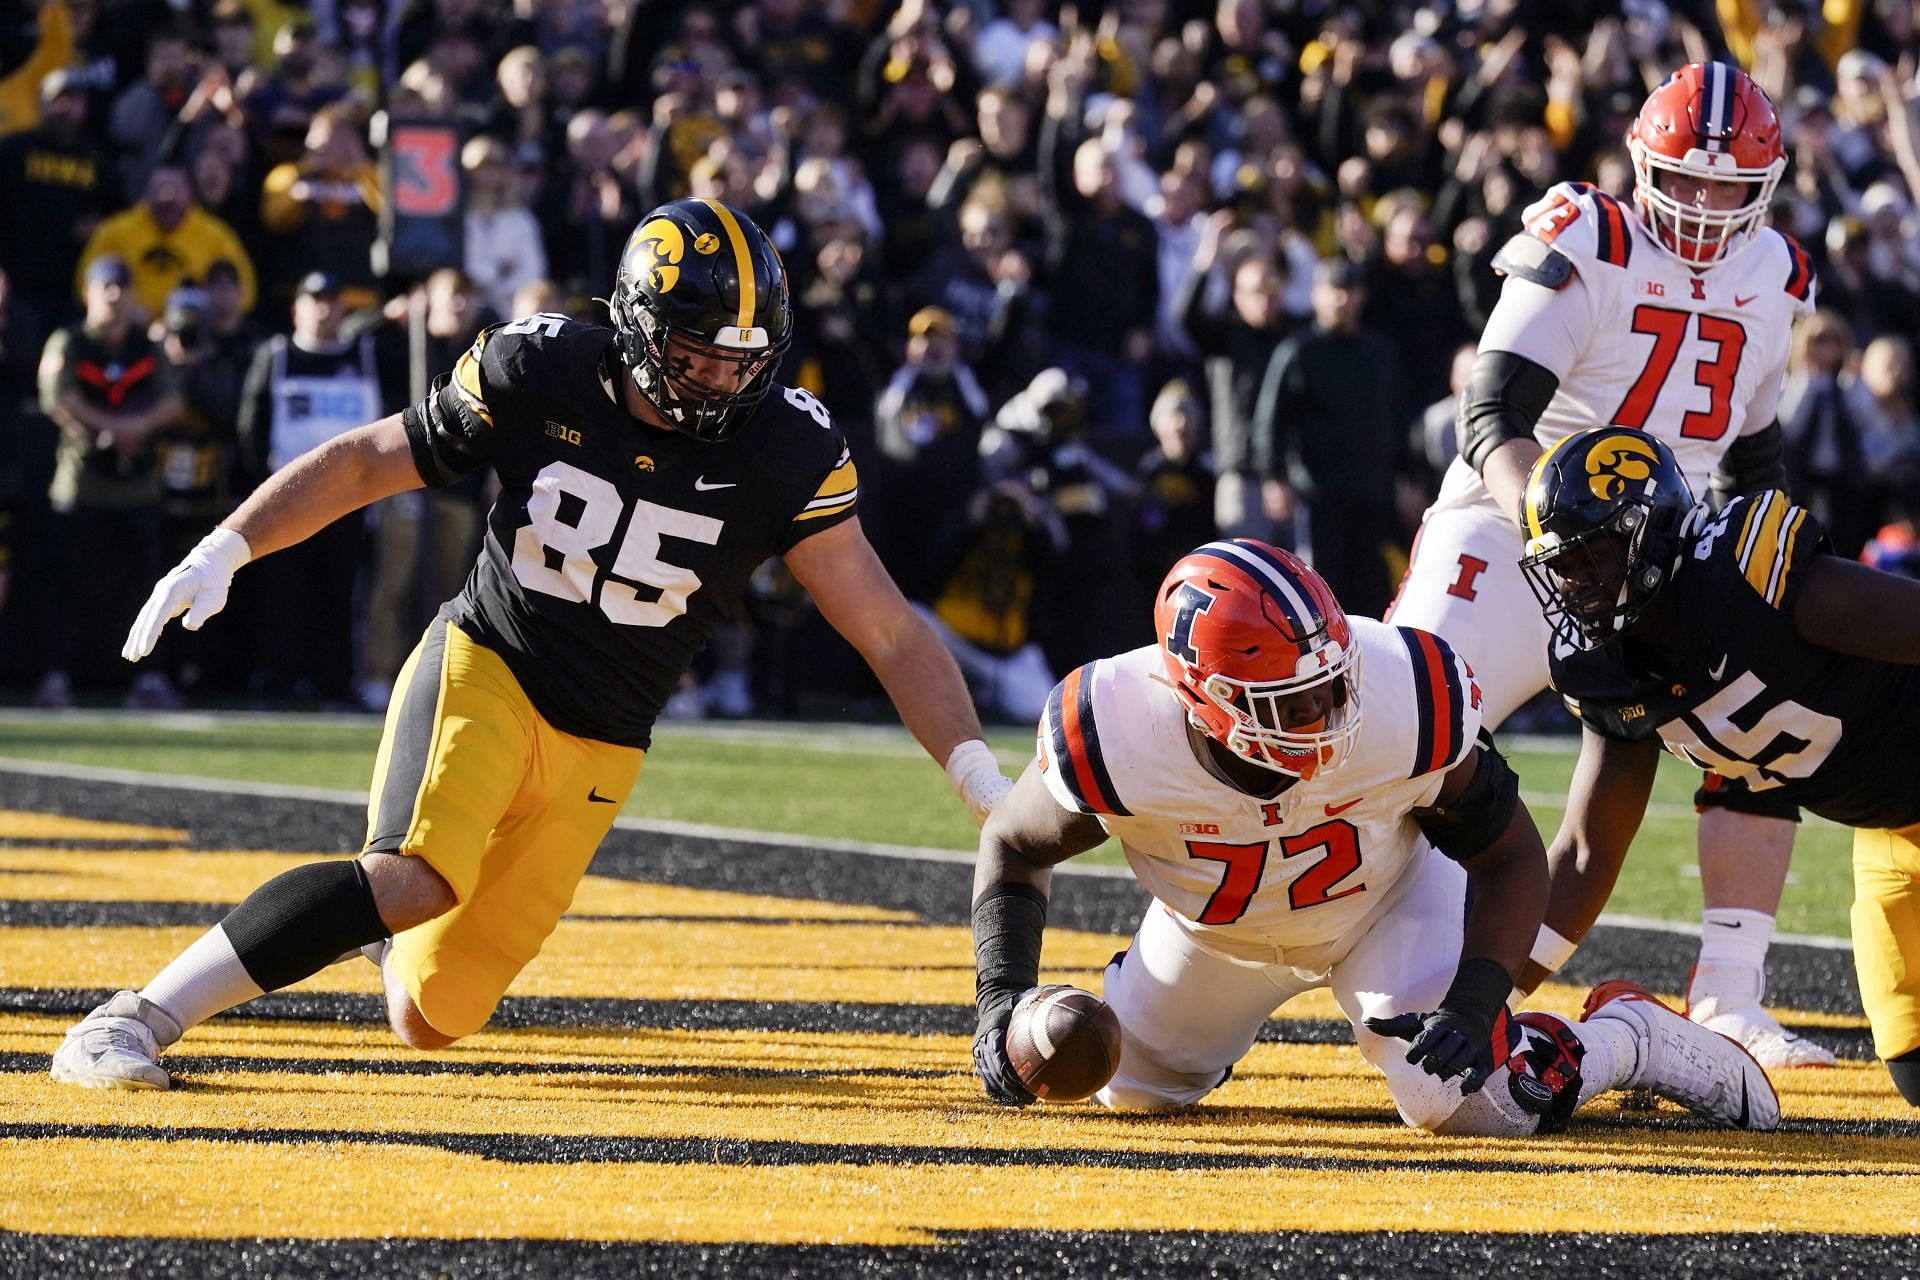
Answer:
[
  {"left": 1735, "top": 294, "right": 1757, "bottom": 307},
  {"left": 587, "top": 788, "right": 618, "bottom": 804},
  {"left": 1324, "top": 798, "right": 1363, "bottom": 817},
  {"left": 1709, "top": 656, "right": 1728, "bottom": 680},
  {"left": 693, "top": 477, "right": 736, "bottom": 491},
  {"left": 1736, "top": 1079, "right": 1749, "bottom": 1128},
  {"left": 1712, "top": 920, "right": 1743, "bottom": 929}
]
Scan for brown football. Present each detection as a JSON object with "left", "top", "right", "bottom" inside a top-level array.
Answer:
[{"left": 1006, "top": 985, "right": 1123, "bottom": 1102}]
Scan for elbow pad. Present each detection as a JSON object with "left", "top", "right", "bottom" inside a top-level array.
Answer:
[
  {"left": 1457, "top": 350, "right": 1560, "bottom": 474},
  {"left": 1710, "top": 424, "right": 1788, "bottom": 504},
  {"left": 1417, "top": 733, "right": 1522, "bottom": 863}
]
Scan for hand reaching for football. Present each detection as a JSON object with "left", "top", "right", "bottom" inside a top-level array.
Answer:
[
  {"left": 972, "top": 997, "right": 1037, "bottom": 1106},
  {"left": 122, "top": 528, "right": 252, "bottom": 662},
  {"left": 1366, "top": 1007, "right": 1502, "bottom": 1093}
]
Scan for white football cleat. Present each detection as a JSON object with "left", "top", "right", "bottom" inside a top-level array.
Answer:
[
  {"left": 50, "top": 991, "right": 182, "bottom": 1090},
  {"left": 1687, "top": 963, "right": 1836, "bottom": 1069},
  {"left": 1583, "top": 979, "right": 1780, "bottom": 1131}
]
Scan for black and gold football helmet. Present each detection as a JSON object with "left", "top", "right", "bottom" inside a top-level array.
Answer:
[
  {"left": 1519, "top": 427, "right": 1701, "bottom": 649},
  {"left": 608, "top": 198, "right": 792, "bottom": 443}
]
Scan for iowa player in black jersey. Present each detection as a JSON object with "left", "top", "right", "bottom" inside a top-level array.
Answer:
[
  {"left": 54, "top": 199, "right": 1012, "bottom": 1090},
  {"left": 1507, "top": 427, "right": 1920, "bottom": 1108}
]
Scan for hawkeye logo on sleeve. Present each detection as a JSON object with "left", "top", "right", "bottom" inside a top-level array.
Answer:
[
  {"left": 634, "top": 455, "right": 656, "bottom": 472},
  {"left": 628, "top": 217, "right": 685, "bottom": 294},
  {"left": 1585, "top": 435, "right": 1661, "bottom": 502},
  {"left": 545, "top": 420, "right": 581, "bottom": 446}
]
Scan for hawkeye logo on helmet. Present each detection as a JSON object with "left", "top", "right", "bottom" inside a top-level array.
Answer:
[
  {"left": 629, "top": 217, "right": 685, "bottom": 294},
  {"left": 1584, "top": 435, "right": 1661, "bottom": 502}
]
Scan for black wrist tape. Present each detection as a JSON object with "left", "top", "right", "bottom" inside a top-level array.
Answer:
[
  {"left": 1441, "top": 956, "right": 1514, "bottom": 1025},
  {"left": 221, "top": 859, "right": 391, "bottom": 993},
  {"left": 972, "top": 882, "right": 1048, "bottom": 1019}
]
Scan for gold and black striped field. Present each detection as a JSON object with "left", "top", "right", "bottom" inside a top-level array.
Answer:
[{"left": 1, "top": 766, "right": 1917, "bottom": 1278}]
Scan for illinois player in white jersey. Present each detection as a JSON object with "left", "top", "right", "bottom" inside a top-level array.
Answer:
[
  {"left": 1388, "top": 63, "right": 1829, "bottom": 1067},
  {"left": 969, "top": 540, "right": 1777, "bottom": 1135}
]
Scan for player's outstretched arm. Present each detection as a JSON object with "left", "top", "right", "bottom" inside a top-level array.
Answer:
[
  {"left": 123, "top": 413, "right": 424, "bottom": 662},
  {"left": 1794, "top": 553, "right": 1920, "bottom": 664},
  {"left": 970, "top": 761, "right": 1108, "bottom": 1105},
  {"left": 785, "top": 515, "right": 1010, "bottom": 822},
  {"left": 1518, "top": 727, "right": 1661, "bottom": 993}
]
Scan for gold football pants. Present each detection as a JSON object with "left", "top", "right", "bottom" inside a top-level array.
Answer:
[
  {"left": 365, "top": 617, "right": 643, "bottom": 1038},
  {"left": 1852, "top": 823, "right": 1920, "bottom": 1062}
]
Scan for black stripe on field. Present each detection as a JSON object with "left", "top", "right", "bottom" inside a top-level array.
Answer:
[
  {"left": 0, "top": 768, "right": 1867, "bottom": 1016},
  {"left": 0, "top": 986, "right": 1876, "bottom": 1061},
  {"left": 7, "top": 1232, "right": 1919, "bottom": 1280},
  {"left": 0, "top": 1050, "right": 947, "bottom": 1081},
  {"left": 8, "top": 1119, "right": 1916, "bottom": 1172}
]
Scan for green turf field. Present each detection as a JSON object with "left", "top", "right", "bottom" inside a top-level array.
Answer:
[{"left": 0, "top": 710, "right": 1856, "bottom": 938}]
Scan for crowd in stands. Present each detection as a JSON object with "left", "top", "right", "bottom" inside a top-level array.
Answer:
[{"left": 3, "top": 0, "right": 1920, "bottom": 725}]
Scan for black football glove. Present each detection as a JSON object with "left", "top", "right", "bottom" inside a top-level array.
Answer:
[
  {"left": 1363, "top": 958, "right": 1515, "bottom": 1095},
  {"left": 972, "top": 991, "right": 1036, "bottom": 1106}
]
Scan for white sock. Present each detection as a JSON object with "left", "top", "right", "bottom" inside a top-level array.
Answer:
[
  {"left": 1696, "top": 908, "right": 1773, "bottom": 971},
  {"left": 1571, "top": 1016, "right": 1639, "bottom": 1104},
  {"left": 138, "top": 925, "right": 267, "bottom": 1036}
]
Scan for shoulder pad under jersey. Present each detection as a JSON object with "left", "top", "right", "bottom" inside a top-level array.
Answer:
[
  {"left": 1492, "top": 233, "right": 1575, "bottom": 290},
  {"left": 1519, "top": 181, "right": 1635, "bottom": 271}
]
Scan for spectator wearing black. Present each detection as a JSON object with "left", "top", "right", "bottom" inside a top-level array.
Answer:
[
  {"left": 871, "top": 306, "right": 991, "bottom": 594},
  {"left": 734, "top": 0, "right": 856, "bottom": 107},
  {"left": 1175, "top": 208, "right": 1291, "bottom": 543},
  {"left": 106, "top": 23, "right": 192, "bottom": 196},
  {"left": 901, "top": 194, "right": 1037, "bottom": 404},
  {"left": 236, "top": 272, "right": 380, "bottom": 706},
  {"left": 241, "top": 17, "right": 346, "bottom": 176},
  {"left": 36, "top": 254, "right": 182, "bottom": 706},
  {"left": 148, "top": 286, "right": 247, "bottom": 696},
  {"left": 981, "top": 368, "right": 1139, "bottom": 673},
  {"left": 537, "top": 109, "right": 637, "bottom": 303},
  {"left": 1365, "top": 199, "right": 1470, "bottom": 411},
  {"left": 787, "top": 224, "right": 886, "bottom": 461},
  {"left": 1038, "top": 54, "right": 1160, "bottom": 437},
  {"left": 1252, "top": 257, "right": 1405, "bottom": 620},
  {"left": 1131, "top": 379, "right": 1217, "bottom": 628},
  {"left": 0, "top": 70, "right": 114, "bottom": 362}
]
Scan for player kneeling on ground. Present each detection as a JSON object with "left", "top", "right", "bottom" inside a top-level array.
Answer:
[
  {"left": 52, "top": 198, "right": 1010, "bottom": 1090},
  {"left": 1515, "top": 428, "right": 1920, "bottom": 1108},
  {"left": 969, "top": 540, "right": 1777, "bottom": 1133}
]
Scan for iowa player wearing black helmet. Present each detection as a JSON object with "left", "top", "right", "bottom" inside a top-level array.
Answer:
[
  {"left": 57, "top": 200, "right": 1011, "bottom": 1091},
  {"left": 607, "top": 198, "right": 791, "bottom": 444},
  {"left": 1511, "top": 427, "right": 1920, "bottom": 1109}
]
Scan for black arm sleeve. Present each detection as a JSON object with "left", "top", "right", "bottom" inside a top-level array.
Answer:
[
  {"left": 1416, "top": 734, "right": 1522, "bottom": 863},
  {"left": 1709, "top": 423, "right": 1788, "bottom": 508},
  {"left": 1458, "top": 349, "right": 1560, "bottom": 474},
  {"left": 972, "top": 881, "right": 1047, "bottom": 1021}
]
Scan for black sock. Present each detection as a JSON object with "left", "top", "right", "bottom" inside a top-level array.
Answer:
[
  {"left": 1889, "top": 1050, "right": 1920, "bottom": 1108},
  {"left": 220, "top": 860, "right": 390, "bottom": 992}
]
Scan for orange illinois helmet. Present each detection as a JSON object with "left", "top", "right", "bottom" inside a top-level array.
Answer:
[
  {"left": 1152, "top": 540, "right": 1360, "bottom": 782},
  {"left": 1628, "top": 62, "right": 1786, "bottom": 266}
]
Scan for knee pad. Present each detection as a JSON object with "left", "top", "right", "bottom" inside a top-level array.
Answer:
[
  {"left": 1889, "top": 1049, "right": 1920, "bottom": 1108},
  {"left": 1695, "top": 773, "right": 1801, "bottom": 821}
]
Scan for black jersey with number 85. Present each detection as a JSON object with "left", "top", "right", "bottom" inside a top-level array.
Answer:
[{"left": 400, "top": 314, "right": 857, "bottom": 747}]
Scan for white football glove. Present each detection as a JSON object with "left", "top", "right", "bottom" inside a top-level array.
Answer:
[
  {"left": 122, "top": 527, "right": 252, "bottom": 663},
  {"left": 947, "top": 739, "right": 1013, "bottom": 828}
]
